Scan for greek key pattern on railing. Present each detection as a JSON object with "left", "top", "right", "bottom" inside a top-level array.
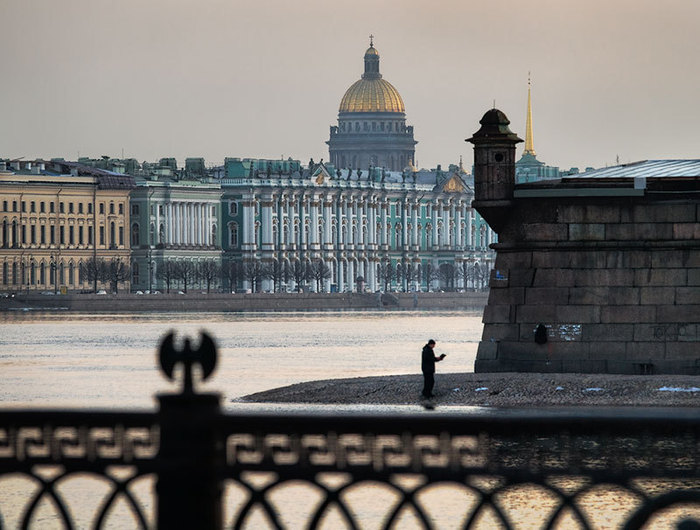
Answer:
[
  {"left": 0, "top": 425, "right": 158, "bottom": 464},
  {"left": 221, "top": 429, "right": 700, "bottom": 477},
  {"left": 225, "top": 432, "right": 487, "bottom": 472},
  {"left": 0, "top": 425, "right": 159, "bottom": 464}
]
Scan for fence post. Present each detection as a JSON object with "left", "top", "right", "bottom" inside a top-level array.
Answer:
[{"left": 156, "top": 392, "right": 223, "bottom": 530}]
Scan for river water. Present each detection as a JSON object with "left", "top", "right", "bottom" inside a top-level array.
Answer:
[
  {"left": 1, "top": 311, "right": 697, "bottom": 528},
  {"left": 0, "top": 311, "right": 481, "bottom": 409}
]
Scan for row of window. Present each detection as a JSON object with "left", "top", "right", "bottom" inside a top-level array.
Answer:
[
  {"left": 130, "top": 204, "right": 219, "bottom": 217},
  {"left": 130, "top": 223, "right": 217, "bottom": 246},
  {"left": 1, "top": 221, "right": 124, "bottom": 247},
  {"left": 1, "top": 200, "right": 124, "bottom": 215},
  {"left": 227, "top": 201, "right": 469, "bottom": 219},
  {"left": 226, "top": 221, "right": 492, "bottom": 250}
]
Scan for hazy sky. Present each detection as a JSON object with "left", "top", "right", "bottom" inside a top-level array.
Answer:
[{"left": 2, "top": 0, "right": 699, "bottom": 171}]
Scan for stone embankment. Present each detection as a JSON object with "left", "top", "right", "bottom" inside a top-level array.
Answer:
[
  {"left": 242, "top": 372, "right": 700, "bottom": 407},
  {"left": 0, "top": 291, "right": 488, "bottom": 313}
]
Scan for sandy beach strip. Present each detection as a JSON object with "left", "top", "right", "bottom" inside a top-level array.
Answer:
[{"left": 240, "top": 372, "right": 700, "bottom": 407}]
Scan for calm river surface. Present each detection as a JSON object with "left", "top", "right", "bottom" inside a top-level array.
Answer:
[
  {"left": 0, "top": 311, "right": 482, "bottom": 409},
  {"left": 1, "top": 311, "right": 696, "bottom": 528}
]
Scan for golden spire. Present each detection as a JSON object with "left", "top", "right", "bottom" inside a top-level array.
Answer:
[{"left": 524, "top": 72, "right": 536, "bottom": 156}]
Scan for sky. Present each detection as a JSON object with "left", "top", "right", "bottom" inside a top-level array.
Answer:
[{"left": 2, "top": 0, "right": 699, "bottom": 172}]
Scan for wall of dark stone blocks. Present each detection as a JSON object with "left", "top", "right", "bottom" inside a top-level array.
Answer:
[{"left": 477, "top": 199, "right": 700, "bottom": 374}]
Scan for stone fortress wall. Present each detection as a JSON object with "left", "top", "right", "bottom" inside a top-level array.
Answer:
[{"left": 469, "top": 109, "right": 700, "bottom": 374}]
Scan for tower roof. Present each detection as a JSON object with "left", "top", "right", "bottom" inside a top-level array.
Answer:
[
  {"left": 338, "top": 39, "right": 405, "bottom": 114},
  {"left": 467, "top": 109, "right": 523, "bottom": 144}
]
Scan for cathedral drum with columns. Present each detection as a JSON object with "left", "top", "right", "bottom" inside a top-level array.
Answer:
[{"left": 327, "top": 39, "right": 417, "bottom": 172}]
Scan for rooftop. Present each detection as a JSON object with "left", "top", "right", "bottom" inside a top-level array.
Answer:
[{"left": 565, "top": 160, "right": 700, "bottom": 180}]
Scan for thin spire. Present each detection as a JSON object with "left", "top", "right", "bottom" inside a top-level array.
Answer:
[
  {"left": 369, "top": 34, "right": 374, "bottom": 47},
  {"left": 524, "top": 72, "right": 536, "bottom": 155}
]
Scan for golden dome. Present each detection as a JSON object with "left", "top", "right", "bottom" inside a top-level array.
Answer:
[
  {"left": 338, "top": 41, "right": 405, "bottom": 114},
  {"left": 339, "top": 78, "right": 405, "bottom": 113}
]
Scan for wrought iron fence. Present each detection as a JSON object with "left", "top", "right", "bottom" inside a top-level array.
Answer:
[{"left": 0, "top": 332, "right": 699, "bottom": 529}]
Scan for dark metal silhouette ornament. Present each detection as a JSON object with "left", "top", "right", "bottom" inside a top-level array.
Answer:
[{"left": 159, "top": 332, "right": 217, "bottom": 394}]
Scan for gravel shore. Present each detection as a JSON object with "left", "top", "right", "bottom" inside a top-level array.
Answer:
[{"left": 241, "top": 372, "right": 700, "bottom": 407}]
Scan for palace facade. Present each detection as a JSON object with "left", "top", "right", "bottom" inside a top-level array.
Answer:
[
  {"left": 0, "top": 159, "right": 134, "bottom": 292},
  {"left": 221, "top": 159, "right": 495, "bottom": 293},
  {"left": 129, "top": 175, "right": 222, "bottom": 292}
]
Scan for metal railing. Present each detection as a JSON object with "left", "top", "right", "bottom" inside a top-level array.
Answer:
[{"left": 1, "top": 333, "right": 699, "bottom": 529}]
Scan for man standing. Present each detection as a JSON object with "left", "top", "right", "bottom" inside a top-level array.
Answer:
[{"left": 421, "top": 339, "right": 446, "bottom": 398}]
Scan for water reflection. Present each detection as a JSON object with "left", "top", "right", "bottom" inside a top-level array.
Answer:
[{"left": 0, "top": 311, "right": 481, "bottom": 409}]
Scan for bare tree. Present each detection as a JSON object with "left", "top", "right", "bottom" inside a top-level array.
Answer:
[
  {"left": 106, "top": 258, "right": 130, "bottom": 294},
  {"left": 198, "top": 260, "right": 220, "bottom": 293},
  {"left": 308, "top": 259, "right": 331, "bottom": 292},
  {"left": 377, "top": 260, "right": 394, "bottom": 292},
  {"left": 156, "top": 259, "right": 178, "bottom": 293},
  {"left": 400, "top": 262, "right": 419, "bottom": 292},
  {"left": 174, "top": 261, "right": 197, "bottom": 293},
  {"left": 290, "top": 260, "right": 309, "bottom": 292},
  {"left": 242, "top": 258, "right": 265, "bottom": 292},
  {"left": 223, "top": 261, "right": 243, "bottom": 293},
  {"left": 437, "top": 263, "right": 456, "bottom": 291},
  {"left": 473, "top": 262, "right": 490, "bottom": 290},
  {"left": 264, "top": 260, "right": 290, "bottom": 293},
  {"left": 80, "top": 257, "right": 107, "bottom": 293},
  {"left": 424, "top": 262, "right": 438, "bottom": 292}
]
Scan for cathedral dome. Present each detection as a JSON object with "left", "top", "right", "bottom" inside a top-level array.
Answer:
[
  {"left": 338, "top": 43, "right": 405, "bottom": 114},
  {"left": 339, "top": 78, "right": 405, "bottom": 113}
]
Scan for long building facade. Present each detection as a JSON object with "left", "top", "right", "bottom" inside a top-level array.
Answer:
[
  {"left": 0, "top": 159, "right": 134, "bottom": 293},
  {"left": 129, "top": 175, "right": 222, "bottom": 292},
  {"left": 221, "top": 160, "right": 495, "bottom": 293}
]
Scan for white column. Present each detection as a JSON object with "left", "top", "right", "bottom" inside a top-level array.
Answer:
[
  {"left": 323, "top": 199, "right": 332, "bottom": 248},
  {"left": 367, "top": 201, "right": 374, "bottom": 247},
  {"left": 380, "top": 201, "right": 388, "bottom": 247},
  {"left": 165, "top": 203, "right": 171, "bottom": 244},
  {"left": 173, "top": 203, "right": 179, "bottom": 244},
  {"left": 310, "top": 197, "right": 319, "bottom": 248},
  {"left": 336, "top": 198, "right": 343, "bottom": 249},
  {"left": 338, "top": 259, "right": 344, "bottom": 291},
  {"left": 432, "top": 202, "right": 439, "bottom": 248},
  {"left": 347, "top": 199, "right": 354, "bottom": 248},
  {"left": 466, "top": 209, "right": 473, "bottom": 249},
  {"left": 250, "top": 201, "right": 256, "bottom": 248},
  {"left": 262, "top": 199, "right": 273, "bottom": 250},
  {"left": 411, "top": 201, "right": 418, "bottom": 248},
  {"left": 194, "top": 204, "right": 200, "bottom": 245},
  {"left": 287, "top": 200, "right": 295, "bottom": 247},
  {"left": 442, "top": 201, "right": 450, "bottom": 247},
  {"left": 348, "top": 260, "right": 355, "bottom": 291},
  {"left": 402, "top": 200, "right": 408, "bottom": 248},
  {"left": 242, "top": 199, "right": 253, "bottom": 247},
  {"left": 342, "top": 199, "right": 350, "bottom": 247},
  {"left": 455, "top": 202, "right": 463, "bottom": 250}
]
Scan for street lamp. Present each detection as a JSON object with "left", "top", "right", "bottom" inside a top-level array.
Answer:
[
  {"left": 49, "top": 253, "right": 58, "bottom": 295},
  {"left": 28, "top": 256, "right": 34, "bottom": 293}
]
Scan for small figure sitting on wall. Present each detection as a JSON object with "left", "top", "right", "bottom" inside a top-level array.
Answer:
[{"left": 421, "top": 339, "right": 446, "bottom": 399}]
